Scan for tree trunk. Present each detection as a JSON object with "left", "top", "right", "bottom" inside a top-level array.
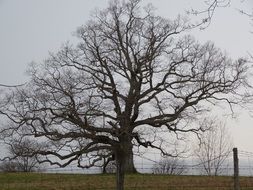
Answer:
[
  {"left": 102, "top": 157, "right": 107, "bottom": 174},
  {"left": 123, "top": 139, "right": 137, "bottom": 173},
  {"left": 115, "top": 135, "right": 137, "bottom": 190},
  {"left": 116, "top": 151, "right": 125, "bottom": 190}
]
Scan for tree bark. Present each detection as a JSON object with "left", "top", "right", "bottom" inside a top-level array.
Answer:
[
  {"left": 118, "top": 134, "right": 137, "bottom": 172},
  {"left": 116, "top": 151, "right": 125, "bottom": 190},
  {"left": 115, "top": 135, "right": 137, "bottom": 190},
  {"left": 123, "top": 139, "right": 137, "bottom": 173}
]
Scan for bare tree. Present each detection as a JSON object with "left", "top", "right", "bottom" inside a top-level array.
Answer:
[
  {"left": 0, "top": 160, "right": 20, "bottom": 172},
  {"left": 0, "top": 0, "right": 249, "bottom": 189},
  {"left": 194, "top": 118, "right": 233, "bottom": 176},
  {"left": 103, "top": 159, "right": 117, "bottom": 174},
  {"left": 100, "top": 150, "right": 116, "bottom": 174},
  {"left": 0, "top": 138, "right": 41, "bottom": 172},
  {"left": 152, "top": 157, "right": 187, "bottom": 175}
]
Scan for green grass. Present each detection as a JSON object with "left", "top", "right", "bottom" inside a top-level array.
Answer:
[{"left": 0, "top": 173, "right": 253, "bottom": 190}]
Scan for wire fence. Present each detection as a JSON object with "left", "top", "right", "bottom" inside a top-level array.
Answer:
[
  {"left": 2, "top": 148, "right": 253, "bottom": 189},
  {"left": 30, "top": 149, "right": 253, "bottom": 176}
]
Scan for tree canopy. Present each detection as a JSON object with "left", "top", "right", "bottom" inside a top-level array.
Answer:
[{"left": 0, "top": 0, "right": 250, "bottom": 189}]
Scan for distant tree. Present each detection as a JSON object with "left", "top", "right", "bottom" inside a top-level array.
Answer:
[
  {"left": 0, "top": 138, "right": 41, "bottom": 172},
  {"left": 194, "top": 118, "right": 233, "bottom": 176},
  {"left": 100, "top": 151, "right": 116, "bottom": 174},
  {"left": 103, "top": 159, "right": 117, "bottom": 174},
  {"left": 152, "top": 157, "right": 187, "bottom": 175},
  {"left": 0, "top": 0, "right": 249, "bottom": 189},
  {"left": 0, "top": 161, "right": 20, "bottom": 172}
]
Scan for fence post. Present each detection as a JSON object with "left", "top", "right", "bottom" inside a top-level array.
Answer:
[{"left": 233, "top": 147, "right": 240, "bottom": 190}]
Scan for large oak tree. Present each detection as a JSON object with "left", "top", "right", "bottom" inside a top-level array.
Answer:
[{"left": 0, "top": 0, "right": 249, "bottom": 189}]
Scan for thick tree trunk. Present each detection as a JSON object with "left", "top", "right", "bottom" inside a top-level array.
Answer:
[
  {"left": 116, "top": 152, "right": 125, "bottom": 190},
  {"left": 115, "top": 135, "right": 137, "bottom": 190},
  {"left": 123, "top": 138, "right": 137, "bottom": 173}
]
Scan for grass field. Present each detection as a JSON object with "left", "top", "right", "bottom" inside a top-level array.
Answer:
[{"left": 0, "top": 173, "right": 253, "bottom": 190}]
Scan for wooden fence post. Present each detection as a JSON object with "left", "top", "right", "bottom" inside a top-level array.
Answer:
[{"left": 233, "top": 147, "right": 240, "bottom": 190}]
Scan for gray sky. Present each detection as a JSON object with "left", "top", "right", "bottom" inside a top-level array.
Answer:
[{"left": 0, "top": 0, "right": 253, "bottom": 152}]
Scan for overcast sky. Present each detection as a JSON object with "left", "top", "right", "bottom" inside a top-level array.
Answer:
[{"left": 0, "top": 0, "right": 253, "bottom": 152}]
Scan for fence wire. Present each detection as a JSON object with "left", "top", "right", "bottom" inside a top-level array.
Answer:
[
  {"left": 2, "top": 148, "right": 253, "bottom": 189},
  {"left": 33, "top": 149, "right": 253, "bottom": 176}
]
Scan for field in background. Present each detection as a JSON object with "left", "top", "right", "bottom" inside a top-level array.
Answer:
[{"left": 1, "top": 173, "right": 253, "bottom": 190}]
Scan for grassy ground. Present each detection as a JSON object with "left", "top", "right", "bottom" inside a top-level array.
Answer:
[{"left": 0, "top": 173, "right": 253, "bottom": 190}]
